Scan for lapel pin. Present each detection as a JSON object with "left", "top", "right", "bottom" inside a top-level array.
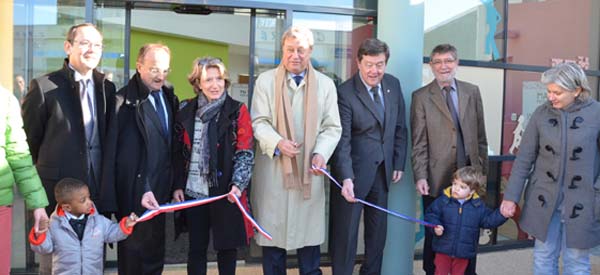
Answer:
[{"left": 386, "top": 89, "right": 390, "bottom": 93}]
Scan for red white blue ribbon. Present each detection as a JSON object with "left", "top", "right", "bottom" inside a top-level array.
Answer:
[
  {"left": 137, "top": 193, "right": 273, "bottom": 240},
  {"left": 315, "top": 166, "right": 437, "bottom": 228}
]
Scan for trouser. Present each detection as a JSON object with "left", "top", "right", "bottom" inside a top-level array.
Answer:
[
  {"left": 117, "top": 214, "right": 166, "bottom": 275},
  {"left": 0, "top": 206, "right": 12, "bottom": 275},
  {"left": 262, "top": 245, "right": 322, "bottom": 275},
  {"left": 434, "top": 253, "right": 468, "bottom": 275},
  {"left": 533, "top": 210, "right": 590, "bottom": 275},
  {"left": 186, "top": 203, "right": 238, "bottom": 275},
  {"left": 330, "top": 164, "right": 388, "bottom": 275}
]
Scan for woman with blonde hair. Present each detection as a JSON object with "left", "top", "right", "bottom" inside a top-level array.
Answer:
[{"left": 172, "top": 57, "right": 254, "bottom": 275}]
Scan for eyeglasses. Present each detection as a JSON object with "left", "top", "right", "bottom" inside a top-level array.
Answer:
[
  {"left": 72, "top": 39, "right": 104, "bottom": 50},
  {"left": 431, "top": 58, "right": 457, "bottom": 66},
  {"left": 148, "top": 67, "right": 171, "bottom": 76}
]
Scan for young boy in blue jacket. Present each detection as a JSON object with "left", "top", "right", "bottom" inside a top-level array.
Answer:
[
  {"left": 425, "top": 166, "right": 508, "bottom": 275},
  {"left": 29, "top": 178, "right": 138, "bottom": 275}
]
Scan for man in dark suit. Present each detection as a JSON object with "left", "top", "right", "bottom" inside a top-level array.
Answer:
[
  {"left": 101, "top": 43, "right": 178, "bottom": 275},
  {"left": 21, "top": 23, "right": 115, "bottom": 274},
  {"left": 330, "top": 38, "right": 408, "bottom": 275},
  {"left": 411, "top": 44, "right": 488, "bottom": 275}
]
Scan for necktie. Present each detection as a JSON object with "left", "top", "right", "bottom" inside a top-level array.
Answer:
[
  {"left": 80, "top": 79, "right": 94, "bottom": 141},
  {"left": 370, "top": 86, "right": 384, "bottom": 121},
  {"left": 293, "top": 75, "right": 303, "bottom": 86},
  {"left": 69, "top": 216, "right": 87, "bottom": 241},
  {"left": 151, "top": 91, "right": 168, "bottom": 138},
  {"left": 443, "top": 86, "right": 467, "bottom": 167}
]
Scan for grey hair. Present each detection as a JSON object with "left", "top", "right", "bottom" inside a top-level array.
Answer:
[
  {"left": 430, "top": 44, "right": 458, "bottom": 61},
  {"left": 541, "top": 62, "right": 591, "bottom": 99},
  {"left": 280, "top": 26, "right": 314, "bottom": 49}
]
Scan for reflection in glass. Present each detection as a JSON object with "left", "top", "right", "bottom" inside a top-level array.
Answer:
[
  {"left": 95, "top": 4, "right": 126, "bottom": 88},
  {"left": 424, "top": 0, "right": 505, "bottom": 62},
  {"left": 293, "top": 12, "right": 374, "bottom": 87},
  {"left": 228, "top": 0, "right": 375, "bottom": 9},
  {"left": 506, "top": 0, "right": 599, "bottom": 70},
  {"left": 14, "top": 1, "right": 86, "bottom": 90}
]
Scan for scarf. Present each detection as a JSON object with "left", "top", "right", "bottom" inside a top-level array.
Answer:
[
  {"left": 274, "top": 63, "right": 319, "bottom": 199},
  {"left": 185, "top": 92, "right": 226, "bottom": 198}
]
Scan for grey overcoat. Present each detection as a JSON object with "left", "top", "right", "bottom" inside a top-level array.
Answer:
[{"left": 505, "top": 98, "right": 600, "bottom": 249}]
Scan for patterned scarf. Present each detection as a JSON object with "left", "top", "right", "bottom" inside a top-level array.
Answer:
[{"left": 185, "top": 92, "right": 226, "bottom": 198}]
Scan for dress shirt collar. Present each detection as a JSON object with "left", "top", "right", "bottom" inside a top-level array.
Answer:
[
  {"left": 65, "top": 211, "right": 86, "bottom": 220},
  {"left": 69, "top": 64, "right": 94, "bottom": 84},
  {"left": 437, "top": 79, "right": 457, "bottom": 92},
  {"left": 288, "top": 70, "right": 306, "bottom": 80},
  {"left": 358, "top": 72, "right": 381, "bottom": 94}
]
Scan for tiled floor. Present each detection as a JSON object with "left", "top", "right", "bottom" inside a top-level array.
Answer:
[{"left": 104, "top": 248, "right": 600, "bottom": 275}]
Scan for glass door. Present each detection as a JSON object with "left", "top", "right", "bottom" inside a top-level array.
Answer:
[
  {"left": 125, "top": 3, "right": 285, "bottom": 263},
  {"left": 126, "top": 3, "right": 285, "bottom": 105}
]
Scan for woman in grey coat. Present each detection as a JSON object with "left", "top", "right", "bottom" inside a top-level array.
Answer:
[{"left": 501, "top": 62, "right": 600, "bottom": 275}]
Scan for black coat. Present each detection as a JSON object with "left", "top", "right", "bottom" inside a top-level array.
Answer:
[
  {"left": 172, "top": 95, "right": 252, "bottom": 249},
  {"left": 22, "top": 59, "right": 116, "bottom": 213},
  {"left": 100, "top": 73, "right": 178, "bottom": 218}
]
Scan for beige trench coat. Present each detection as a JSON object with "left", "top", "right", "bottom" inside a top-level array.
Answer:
[{"left": 250, "top": 69, "right": 342, "bottom": 249}]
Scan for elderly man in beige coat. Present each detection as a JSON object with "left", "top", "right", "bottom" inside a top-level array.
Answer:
[
  {"left": 411, "top": 44, "right": 488, "bottom": 275},
  {"left": 251, "top": 25, "right": 341, "bottom": 275}
]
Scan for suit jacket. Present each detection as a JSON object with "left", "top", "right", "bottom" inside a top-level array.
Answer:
[
  {"left": 100, "top": 72, "right": 178, "bottom": 217},
  {"left": 411, "top": 79, "right": 488, "bottom": 197},
  {"left": 332, "top": 73, "right": 407, "bottom": 197},
  {"left": 22, "top": 60, "right": 116, "bottom": 213}
]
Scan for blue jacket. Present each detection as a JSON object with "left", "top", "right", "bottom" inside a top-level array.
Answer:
[{"left": 425, "top": 187, "right": 507, "bottom": 259}]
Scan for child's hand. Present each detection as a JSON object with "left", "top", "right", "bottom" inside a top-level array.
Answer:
[
  {"left": 125, "top": 213, "right": 139, "bottom": 228},
  {"left": 434, "top": 225, "right": 444, "bottom": 236}
]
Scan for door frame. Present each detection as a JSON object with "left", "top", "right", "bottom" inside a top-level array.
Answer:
[{"left": 122, "top": 0, "right": 376, "bottom": 103}]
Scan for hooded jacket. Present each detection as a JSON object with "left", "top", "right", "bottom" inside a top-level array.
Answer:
[
  {"left": 29, "top": 205, "right": 132, "bottom": 275},
  {"left": 425, "top": 186, "right": 507, "bottom": 259},
  {"left": 0, "top": 87, "right": 48, "bottom": 209}
]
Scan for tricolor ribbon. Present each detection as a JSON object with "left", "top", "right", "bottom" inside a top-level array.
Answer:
[
  {"left": 137, "top": 193, "right": 273, "bottom": 240},
  {"left": 315, "top": 166, "right": 437, "bottom": 228}
]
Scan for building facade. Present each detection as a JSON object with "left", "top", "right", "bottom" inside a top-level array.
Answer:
[{"left": 3, "top": 0, "right": 600, "bottom": 273}]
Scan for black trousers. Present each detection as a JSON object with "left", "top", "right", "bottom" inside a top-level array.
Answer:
[
  {"left": 186, "top": 203, "right": 237, "bottom": 275},
  {"left": 422, "top": 195, "right": 477, "bottom": 275},
  {"left": 117, "top": 214, "right": 165, "bottom": 275},
  {"left": 330, "top": 164, "right": 388, "bottom": 275},
  {"left": 262, "top": 245, "right": 322, "bottom": 275}
]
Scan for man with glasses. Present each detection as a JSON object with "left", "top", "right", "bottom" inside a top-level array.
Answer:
[
  {"left": 411, "top": 44, "right": 488, "bottom": 275},
  {"left": 101, "top": 43, "right": 178, "bottom": 275},
  {"left": 22, "top": 23, "right": 115, "bottom": 274},
  {"left": 329, "top": 38, "right": 407, "bottom": 275}
]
